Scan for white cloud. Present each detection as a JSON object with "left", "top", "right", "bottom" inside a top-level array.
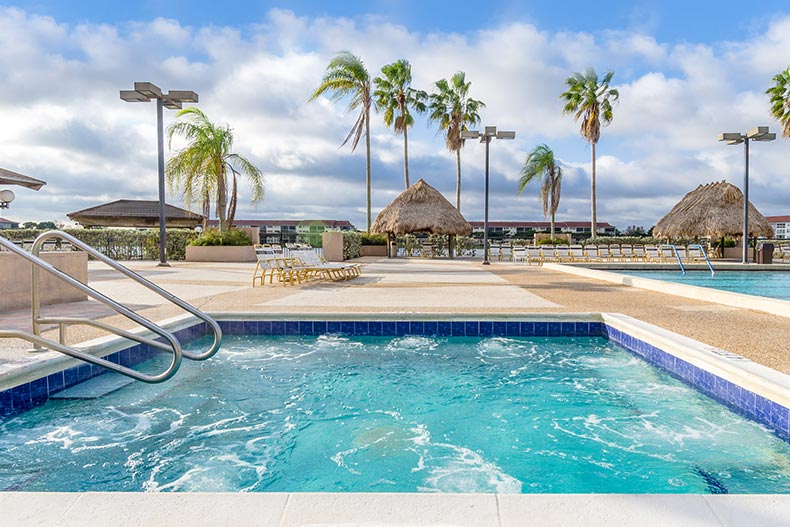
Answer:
[{"left": 1, "top": 7, "right": 789, "bottom": 232}]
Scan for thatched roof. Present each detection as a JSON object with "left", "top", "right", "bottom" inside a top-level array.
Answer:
[
  {"left": 0, "top": 167, "right": 46, "bottom": 190},
  {"left": 371, "top": 179, "right": 472, "bottom": 236},
  {"left": 68, "top": 199, "right": 204, "bottom": 228},
  {"left": 654, "top": 181, "right": 774, "bottom": 239}
]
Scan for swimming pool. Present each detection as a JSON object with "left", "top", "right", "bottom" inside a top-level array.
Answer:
[
  {"left": 616, "top": 270, "right": 790, "bottom": 301},
  {"left": 3, "top": 326, "right": 790, "bottom": 494}
]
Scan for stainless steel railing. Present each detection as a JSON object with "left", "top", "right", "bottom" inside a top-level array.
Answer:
[{"left": 30, "top": 230, "right": 222, "bottom": 361}]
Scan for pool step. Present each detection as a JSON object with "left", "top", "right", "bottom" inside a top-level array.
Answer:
[{"left": 50, "top": 373, "right": 134, "bottom": 399}]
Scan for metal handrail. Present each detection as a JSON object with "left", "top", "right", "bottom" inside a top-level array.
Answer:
[
  {"left": 0, "top": 329, "right": 181, "bottom": 384},
  {"left": 30, "top": 230, "right": 222, "bottom": 361},
  {"left": 660, "top": 244, "right": 686, "bottom": 274},
  {"left": 0, "top": 236, "right": 182, "bottom": 383},
  {"left": 689, "top": 243, "right": 715, "bottom": 276}
]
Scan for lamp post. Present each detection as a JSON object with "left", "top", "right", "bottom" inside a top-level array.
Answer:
[
  {"left": 461, "top": 125, "right": 516, "bottom": 265},
  {"left": 718, "top": 126, "right": 775, "bottom": 264},
  {"left": 0, "top": 189, "right": 14, "bottom": 209},
  {"left": 121, "top": 82, "right": 198, "bottom": 267}
]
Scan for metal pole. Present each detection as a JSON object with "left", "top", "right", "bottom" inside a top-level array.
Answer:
[
  {"left": 483, "top": 135, "right": 491, "bottom": 265},
  {"left": 156, "top": 97, "right": 169, "bottom": 267},
  {"left": 743, "top": 137, "right": 749, "bottom": 264}
]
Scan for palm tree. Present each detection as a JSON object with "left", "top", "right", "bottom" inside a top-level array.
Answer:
[
  {"left": 560, "top": 68, "right": 619, "bottom": 237},
  {"left": 373, "top": 59, "right": 428, "bottom": 189},
  {"left": 518, "top": 145, "right": 563, "bottom": 238},
  {"left": 428, "top": 71, "right": 485, "bottom": 211},
  {"left": 309, "top": 51, "right": 373, "bottom": 232},
  {"left": 767, "top": 66, "right": 790, "bottom": 138},
  {"left": 166, "top": 107, "right": 263, "bottom": 233}
]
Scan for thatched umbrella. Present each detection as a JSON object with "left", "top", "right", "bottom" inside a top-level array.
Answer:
[
  {"left": 372, "top": 179, "right": 471, "bottom": 258},
  {"left": 654, "top": 181, "right": 774, "bottom": 254}
]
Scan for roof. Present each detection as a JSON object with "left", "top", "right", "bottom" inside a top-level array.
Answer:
[
  {"left": 654, "top": 181, "right": 774, "bottom": 239},
  {"left": 371, "top": 179, "right": 472, "bottom": 236},
  {"left": 766, "top": 216, "right": 790, "bottom": 223},
  {"left": 0, "top": 217, "right": 18, "bottom": 224},
  {"left": 467, "top": 221, "right": 616, "bottom": 229},
  {"left": 67, "top": 199, "right": 204, "bottom": 228},
  {"left": 0, "top": 167, "right": 46, "bottom": 190},
  {"left": 208, "top": 219, "right": 356, "bottom": 228}
]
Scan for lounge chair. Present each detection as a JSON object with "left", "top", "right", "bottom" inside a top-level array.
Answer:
[
  {"left": 597, "top": 245, "right": 612, "bottom": 261},
  {"left": 555, "top": 245, "right": 573, "bottom": 262},
  {"left": 570, "top": 245, "right": 586, "bottom": 262},
  {"left": 584, "top": 246, "right": 601, "bottom": 262},
  {"left": 526, "top": 246, "right": 544, "bottom": 265},
  {"left": 609, "top": 245, "right": 624, "bottom": 261}
]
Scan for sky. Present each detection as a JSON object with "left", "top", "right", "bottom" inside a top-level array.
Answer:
[{"left": 1, "top": 0, "right": 789, "bottom": 231}]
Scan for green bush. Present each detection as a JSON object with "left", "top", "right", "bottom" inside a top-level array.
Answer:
[
  {"left": 342, "top": 231, "right": 362, "bottom": 259},
  {"left": 189, "top": 228, "right": 252, "bottom": 246},
  {"left": 712, "top": 237, "right": 737, "bottom": 248},
  {"left": 360, "top": 233, "right": 387, "bottom": 245},
  {"left": 582, "top": 236, "right": 661, "bottom": 246},
  {"left": 536, "top": 237, "right": 569, "bottom": 246}
]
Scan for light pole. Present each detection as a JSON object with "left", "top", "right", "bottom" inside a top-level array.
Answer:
[
  {"left": 461, "top": 125, "right": 516, "bottom": 265},
  {"left": 121, "top": 82, "right": 198, "bottom": 267},
  {"left": 718, "top": 126, "right": 775, "bottom": 264}
]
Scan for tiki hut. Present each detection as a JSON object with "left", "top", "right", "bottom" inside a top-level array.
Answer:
[
  {"left": 371, "top": 179, "right": 472, "bottom": 258},
  {"left": 654, "top": 181, "right": 774, "bottom": 244}
]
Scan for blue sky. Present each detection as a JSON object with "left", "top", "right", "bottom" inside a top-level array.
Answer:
[{"left": 1, "top": 1, "right": 789, "bottom": 230}]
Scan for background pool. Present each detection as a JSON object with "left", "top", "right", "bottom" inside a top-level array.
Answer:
[
  {"left": 2, "top": 334, "right": 790, "bottom": 493},
  {"left": 616, "top": 270, "right": 790, "bottom": 301}
]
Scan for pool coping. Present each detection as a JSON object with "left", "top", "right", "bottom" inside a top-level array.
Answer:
[{"left": 543, "top": 263, "right": 790, "bottom": 318}]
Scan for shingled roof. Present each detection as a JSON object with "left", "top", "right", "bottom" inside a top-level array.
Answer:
[{"left": 68, "top": 199, "right": 203, "bottom": 228}]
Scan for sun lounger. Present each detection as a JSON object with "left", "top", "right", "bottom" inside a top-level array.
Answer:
[
  {"left": 570, "top": 245, "right": 586, "bottom": 262},
  {"left": 554, "top": 245, "right": 573, "bottom": 262},
  {"left": 583, "top": 246, "right": 601, "bottom": 262}
]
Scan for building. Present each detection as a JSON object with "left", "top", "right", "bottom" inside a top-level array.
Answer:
[
  {"left": 214, "top": 219, "right": 356, "bottom": 245},
  {"left": 468, "top": 220, "right": 617, "bottom": 239},
  {"left": 766, "top": 216, "right": 790, "bottom": 240},
  {"left": 0, "top": 217, "right": 19, "bottom": 229},
  {"left": 67, "top": 200, "right": 204, "bottom": 228}
]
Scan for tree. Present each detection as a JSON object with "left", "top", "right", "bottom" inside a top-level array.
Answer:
[
  {"left": 166, "top": 107, "right": 263, "bottom": 233},
  {"left": 517, "top": 144, "right": 563, "bottom": 238},
  {"left": 560, "top": 68, "right": 619, "bottom": 236},
  {"left": 36, "top": 221, "right": 56, "bottom": 230},
  {"left": 373, "top": 59, "right": 428, "bottom": 189},
  {"left": 428, "top": 71, "right": 485, "bottom": 211},
  {"left": 623, "top": 225, "right": 647, "bottom": 237},
  {"left": 309, "top": 51, "right": 374, "bottom": 233},
  {"left": 767, "top": 66, "right": 790, "bottom": 138},
  {"left": 21, "top": 221, "right": 37, "bottom": 229}
]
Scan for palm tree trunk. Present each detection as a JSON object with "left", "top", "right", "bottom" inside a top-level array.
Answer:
[
  {"left": 403, "top": 124, "right": 410, "bottom": 189},
  {"left": 227, "top": 172, "right": 238, "bottom": 230},
  {"left": 591, "top": 142, "right": 597, "bottom": 237},
  {"left": 365, "top": 109, "right": 372, "bottom": 234},
  {"left": 217, "top": 163, "right": 227, "bottom": 233},
  {"left": 455, "top": 148, "right": 462, "bottom": 210}
]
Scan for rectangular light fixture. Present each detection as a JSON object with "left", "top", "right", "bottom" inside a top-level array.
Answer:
[
  {"left": 120, "top": 90, "right": 149, "bottom": 102},
  {"left": 133, "top": 82, "right": 162, "bottom": 98},
  {"left": 746, "top": 126, "right": 769, "bottom": 139},
  {"left": 460, "top": 130, "right": 480, "bottom": 139},
  {"left": 484, "top": 126, "right": 497, "bottom": 136},
  {"left": 167, "top": 90, "right": 199, "bottom": 103},
  {"left": 162, "top": 99, "right": 183, "bottom": 110},
  {"left": 718, "top": 132, "right": 743, "bottom": 143},
  {"left": 496, "top": 131, "right": 516, "bottom": 140}
]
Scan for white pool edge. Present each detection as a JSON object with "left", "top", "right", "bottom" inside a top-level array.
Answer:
[{"left": 543, "top": 263, "right": 790, "bottom": 318}]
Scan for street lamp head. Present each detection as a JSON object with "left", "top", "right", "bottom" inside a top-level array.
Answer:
[
  {"left": 133, "top": 82, "right": 162, "bottom": 98},
  {"left": 162, "top": 98, "right": 183, "bottom": 110},
  {"left": 0, "top": 189, "right": 15, "bottom": 208},
  {"left": 496, "top": 131, "right": 516, "bottom": 140},
  {"left": 746, "top": 126, "right": 775, "bottom": 141},
  {"left": 484, "top": 125, "right": 497, "bottom": 136},
  {"left": 460, "top": 130, "right": 481, "bottom": 139},
  {"left": 166, "top": 90, "right": 199, "bottom": 103},
  {"left": 120, "top": 90, "right": 149, "bottom": 102},
  {"left": 718, "top": 132, "right": 743, "bottom": 144}
]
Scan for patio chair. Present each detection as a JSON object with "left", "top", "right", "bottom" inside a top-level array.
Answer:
[
  {"left": 597, "top": 245, "right": 612, "bottom": 261},
  {"left": 489, "top": 243, "right": 501, "bottom": 261},
  {"left": 500, "top": 243, "right": 513, "bottom": 262},
  {"left": 584, "top": 246, "right": 601, "bottom": 262},
  {"left": 621, "top": 245, "right": 635, "bottom": 261},
  {"left": 645, "top": 245, "right": 661, "bottom": 262},
  {"left": 555, "top": 245, "right": 573, "bottom": 263},
  {"left": 632, "top": 245, "right": 646, "bottom": 261},
  {"left": 421, "top": 242, "right": 434, "bottom": 258},
  {"left": 527, "top": 246, "right": 544, "bottom": 265},
  {"left": 569, "top": 245, "right": 586, "bottom": 262},
  {"left": 609, "top": 245, "right": 624, "bottom": 261},
  {"left": 512, "top": 246, "right": 527, "bottom": 262}
]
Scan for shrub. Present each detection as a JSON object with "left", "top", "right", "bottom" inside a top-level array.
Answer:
[
  {"left": 342, "top": 231, "right": 362, "bottom": 259},
  {"left": 536, "top": 237, "right": 569, "bottom": 246},
  {"left": 189, "top": 228, "right": 252, "bottom": 246},
  {"left": 711, "top": 237, "right": 737, "bottom": 248},
  {"left": 455, "top": 236, "right": 477, "bottom": 256},
  {"left": 360, "top": 233, "right": 387, "bottom": 245}
]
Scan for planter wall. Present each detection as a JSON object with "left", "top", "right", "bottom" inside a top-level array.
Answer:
[
  {"left": 1, "top": 252, "right": 88, "bottom": 311},
  {"left": 359, "top": 245, "right": 388, "bottom": 257},
  {"left": 185, "top": 245, "right": 256, "bottom": 262},
  {"left": 322, "top": 232, "right": 344, "bottom": 262}
]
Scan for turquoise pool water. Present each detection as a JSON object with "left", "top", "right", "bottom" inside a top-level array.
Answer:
[
  {"left": 617, "top": 270, "right": 790, "bottom": 301},
  {"left": 2, "top": 334, "right": 790, "bottom": 493}
]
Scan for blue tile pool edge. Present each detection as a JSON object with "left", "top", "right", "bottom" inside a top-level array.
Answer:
[{"left": 2, "top": 318, "right": 788, "bottom": 443}]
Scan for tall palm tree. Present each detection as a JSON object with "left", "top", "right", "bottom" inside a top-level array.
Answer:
[
  {"left": 767, "top": 66, "right": 790, "bottom": 138},
  {"left": 518, "top": 144, "right": 563, "bottom": 238},
  {"left": 373, "top": 59, "right": 428, "bottom": 189},
  {"left": 309, "top": 51, "right": 373, "bottom": 232},
  {"left": 166, "top": 107, "right": 263, "bottom": 233},
  {"left": 428, "top": 71, "right": 485, "bottom": 211},
  {"left": 560, "top": 68, "right": 619, "bottom": 237}
]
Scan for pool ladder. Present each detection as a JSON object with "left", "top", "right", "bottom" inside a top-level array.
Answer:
[
  {"left": 0, "top": 231, "right": 222, "bottom": 383},
  {"left": 660, "top": 243, "right": 714, "bottom": 276}
]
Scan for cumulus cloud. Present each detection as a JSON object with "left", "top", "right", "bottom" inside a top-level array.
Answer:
[{"left": 0, "top": 6, "right": 789, "bottom": 232}]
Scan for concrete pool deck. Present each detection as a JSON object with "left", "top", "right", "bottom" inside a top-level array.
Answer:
[{"left": 1, "top": 256, "right": 790, "bottom": 526}]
